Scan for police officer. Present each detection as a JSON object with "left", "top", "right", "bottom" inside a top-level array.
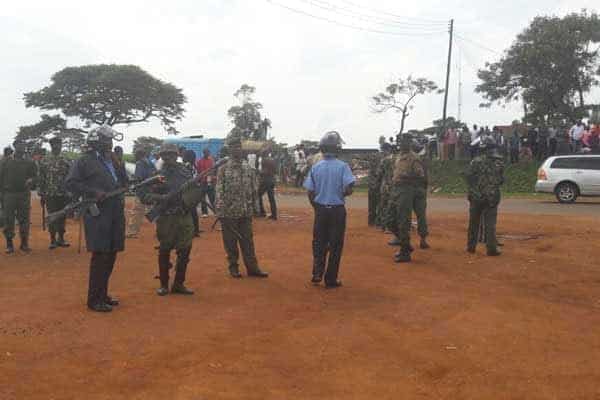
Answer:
[
  {"left": 215, "top": 135, "right": 269, "bottom": 279},
  {"left": 412, "top": 140, "right": 430, "bottom": 250},
  {"left": 138, "top": 143, "right": 195, "bottom": 296},
  {"left": 465, "top": 136, "right": 504, "bottom": 256},
  {"left": 39, "top": 136, "right": 72, "bottom": 249},
  {"left": 387, "top": 134, "right": 426, "bottom": 263},
  {"left": 0, "top": 142, "right": 37, "bottom": 254},
  {"left": 304, "top": 131, "right": 355, "bottom": 288},
  {"left": 257, "top": 150, "right": 278, "bottom": 220},
  {"left": 126, "top": 149, "right": 157, "bottom": 238},
  {"left": 65, "top": 126, "right": 128, "bottom": 312}
]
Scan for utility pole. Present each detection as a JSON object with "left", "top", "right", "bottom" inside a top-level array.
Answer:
[
  {"left": 440, "top": 19, "right": 454, "bottom": 151},
  {"left": 458, "top": 44, "right": 462, "bottom": 122}
]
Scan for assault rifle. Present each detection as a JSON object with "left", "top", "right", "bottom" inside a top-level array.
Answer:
[
  {"left": 145, "top": 157, "right": 229, "bottom": 223},
  {"left": 45, "top": 175, "right": 163, "bottom": 225}
]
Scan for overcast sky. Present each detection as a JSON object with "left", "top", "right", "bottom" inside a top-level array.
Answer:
[{"left": 1, "top": 0, "right": 598, "bottom": 151}]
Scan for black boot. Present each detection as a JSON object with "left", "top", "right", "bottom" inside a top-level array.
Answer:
[
  {"left": 20, "top": 236, "right": 31, "bottom": 253},
  {"left": 394, "top": 247, "right": 411, "bottom": 263},
  {"left": 157, "top": 251, "right": 171, "bottom": 296},
  {"left": 6, "top": 238, "right": 14, "bottom": 254},
  {"left": 57, "top": 233, "right": 70, "bottom": 248},
  {"left": 419, "top": 237, "right": 430, "bottom": 250},
  {"left": 49, "top": 232, "right": 58, "bottom": 250},
  {"left": 172, "top": 247, "right": 194, "bottom": 295}
]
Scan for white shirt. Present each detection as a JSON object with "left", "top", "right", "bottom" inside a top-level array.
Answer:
[
  {"left": 570, "top": 124, "right": 585, "bottom": 141},
  {"left": 470, "top": 128, "right": 479, "bottom": 142}
]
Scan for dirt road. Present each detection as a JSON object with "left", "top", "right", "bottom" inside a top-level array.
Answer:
[{"left": 1, "top": 200, "right": 600, "bottom": 399}]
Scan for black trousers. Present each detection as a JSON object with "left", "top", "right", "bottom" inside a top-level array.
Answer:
[
  {"left": 258, "top": 180, "right": 277, "bottom": 218},
  {"left": 200, "top": 185, "right": 215, "bottom": 215},
  {"left": 88, "top": 252, "right": 117, "bottom": 307},
  {"left": 312, "top": 204, "right": 346, "bottom": 284},
  {"left": 46, "top": 195, "right": 69, "bottom": 235}
]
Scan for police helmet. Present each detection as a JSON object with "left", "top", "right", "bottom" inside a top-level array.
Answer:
[
  {"left": 319, "top": 131, "right": 344, "bottom": 152},
  {"left": 87, "top": 125, "right": 124, "bottom": 145}
]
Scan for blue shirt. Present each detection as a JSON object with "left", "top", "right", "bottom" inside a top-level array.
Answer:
[
  {"left": 134, "top": 158, "right": 157, "bottom": 181},
  {"left": 304, "top": 156, "right": 355, "bottom": 206},
  {"left": 97, "top": 153, "right": 118, "bottom": 183}
]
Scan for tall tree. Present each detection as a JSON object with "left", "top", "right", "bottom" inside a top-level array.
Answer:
[
  {"left": 133, "top": 136, "right": 164, "bottom": 155},
  {"left": 24, "top": 64, "right": 186, "bottom": 131},
  {"left": 372, "top": 76, "right": 440, "bottom": 137},
  {"left": 476, "top": 10, "right": 600, "bottom": 124},
  {"left": 14, "top": 114, "right": 86, "bottom": 152},
  {"left": 227, "top": 84, "right": 268, "bottom": 140}
]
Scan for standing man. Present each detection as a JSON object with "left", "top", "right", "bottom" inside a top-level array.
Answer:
[
  {"left": 182, "top": 149, "right": 201, "bottom": 236},
  {"left": 138, "top": 143, "right": 195, "bottom": 296},
  {"left": 196, "top": 148, "right": 215, "bottom": 217},
  {"left": 464, "top": 137, "right": 504, "bottom": 256},
  {"left": 387, "top": 135, "right": 426, "bottom": 263},
  {"left": 509, "top": 130, "right": 520, "bottom": 164},
  {"left": 0, "top": 147, "right": 15, "bottom": 230},
  {"left": 569, "top": 121, "right": 585, "bottom": 153},
  {"left": 304, "top": 131, "right": 355, "bottom": 288},
  {"left": 38, "top": 136, "right": 72, "bottom": 249},
  {"left": 65, "top": 126, "right": 128, "bottom": 312},
  {"left": 258, "top": 150, "right": 278, "bottom": 220},
  {"left": 0, "top": 142, "right": 37, "bottom": 253},
  {"left": 126, "top": 149, "right": 157, "bottom": 238},
  {"left": 367, "top": 146, "right": 384, "bottom": 226},
  {"left": 216, "top": 135, "right": 269, "bottom": 279}
]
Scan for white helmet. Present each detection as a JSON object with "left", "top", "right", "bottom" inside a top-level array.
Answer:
[{"left": 87, "top": 125, "right": 124, "bottom": 144}]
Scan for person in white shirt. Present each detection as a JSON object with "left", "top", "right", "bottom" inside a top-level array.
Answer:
[{"left": 570, "top": 121, "right": 585, "bottom": 153}]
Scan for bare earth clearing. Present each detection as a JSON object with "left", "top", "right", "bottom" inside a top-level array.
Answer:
[{"left": 1, "top": 195, "right": 599, "bottom": 399}]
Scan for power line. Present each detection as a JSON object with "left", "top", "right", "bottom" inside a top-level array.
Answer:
[
  {"left": 337, "top": 0, "right": 448, "bottom": 24},
  {"left": 455, "top": 33, "right": 502, "bottom": 56},
  {"left": 266, "top": 0, "right": 448, "bottom": 36},
  {"left": 295, "top": 0, "right": 448, "bottom": 31}
]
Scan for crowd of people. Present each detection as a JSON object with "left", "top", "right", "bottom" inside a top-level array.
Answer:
[{"left": 439, "top": 121, "right": 600, "bottom": 163}]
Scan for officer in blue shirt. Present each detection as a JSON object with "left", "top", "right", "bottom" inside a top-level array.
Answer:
[{"left": 304, "top": 131, "right": 355, "bottom": 288}]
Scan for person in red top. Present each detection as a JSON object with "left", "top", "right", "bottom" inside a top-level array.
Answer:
[{"left": 195, "top": 148, "right": 216, "bottom": 217}]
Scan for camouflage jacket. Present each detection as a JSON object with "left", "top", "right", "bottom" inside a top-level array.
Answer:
[
  {"left": 464, "top": 154, "right": 504, "bottom": 204},
  {"left": 378, "top": 154, "right": 395, "bottom": 195},
  {"left": 392, "top": 151, "right": 426, "bottom": 186},
  {"left": 38, "top": 154, "right": 71, "bottom": 197},
  {"left": 138, "top": 162, "right": 192, "bottom": 215},
  {"left": 215, "top": 159, "right": 257, "bottom": 218},
  {"left": 367, "top": 153, "right": 383, "bottom": 190}
]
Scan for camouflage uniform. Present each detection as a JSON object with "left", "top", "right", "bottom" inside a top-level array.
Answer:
[
  {"left": 138, "top": 160, "right": 195, "bottom": 293},
  {"left": 216, "top": 157, "right": 263, "bottom": 276},
  {"left": 367, "top": 153, "right": 382, "bottom": 226},
  {"left": 378, "top": 154, "right": 395, "bottom": 231},
  {"left": 386, "top": 149, "right": 425, "bottom": 260},
  {"left": 38, "top": 153, "right": 71, "bottom": 242},
  {"left": 465, "top": 152, "right": 504, "bottom": 254},
  {"left": 0, "top": 156, "right": 37, "bottom": 246}
]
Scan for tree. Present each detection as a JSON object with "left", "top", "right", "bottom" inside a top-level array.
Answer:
[
  {"left": 227, "top": 84, "right": 269, "bottom": 140},
  {"left": 24, "top": 64, "right": 186, "bottom": 131},
  {"left": 259, "top": 118, "right": 272, "bottom": 140},
  {"left": 14, "top": 114, "right": 86, "bottom": 152},
  {"left": 133, "top": 136, "right": 164, "bottom": 155},
  {"left": 476, "top": 10, "right": 600, "bottom": 124},
  {"left": 372, "top": 76, "right": 440, "bottom": 137}
]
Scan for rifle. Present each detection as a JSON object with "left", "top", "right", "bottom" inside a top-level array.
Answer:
[
  {"left": 46, "top": 175, "right": 163, "bottom": 226},
  {"left": 41, "top": 197, "right": 46, "bottom": 231},
  {"left": 145, "top": 157, "right": 229, "bottom": 223}
]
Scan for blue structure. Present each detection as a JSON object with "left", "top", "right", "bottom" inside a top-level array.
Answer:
[{"left": 164, "top": 137, "right": 225, "bottom": 159}]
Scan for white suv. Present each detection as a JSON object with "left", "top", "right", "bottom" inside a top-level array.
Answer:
[{"left": 535, "top": 155, "right": 600, "bottom": 203}]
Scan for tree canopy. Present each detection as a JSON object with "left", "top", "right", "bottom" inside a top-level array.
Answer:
[
  {"left": 24, "top": 64, "right": 186, "bottom": 131},
  {"left": 476, "top": 10, "right": 600, "bottom": 125},
  {"left": 372, "top": 76, "right": 440, "bottom": 137},
  {"left": 227, "top": 84, "right": 271, "bottom": 141},
  {"left": 14, "top": 114, "right": 85, "bottom": 152}
]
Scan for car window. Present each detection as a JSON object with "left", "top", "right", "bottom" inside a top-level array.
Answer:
[{"left": 550, "top": 157, "right": 600, "bottom": 170}]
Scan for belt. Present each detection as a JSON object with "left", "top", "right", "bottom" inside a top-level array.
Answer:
[{"left": 315, "top": 203, "right": 344, "bottom": 209}]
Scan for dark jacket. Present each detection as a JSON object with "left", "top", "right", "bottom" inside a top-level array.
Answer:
[{"left": 65, "top": 151, "right": 128, "bottom": 253}]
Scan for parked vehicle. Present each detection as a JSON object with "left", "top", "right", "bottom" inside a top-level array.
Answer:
[{"left": 535, "top": 155, "right": 600, "bottom": 203}]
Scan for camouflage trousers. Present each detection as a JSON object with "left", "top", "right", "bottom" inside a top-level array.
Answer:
[
  {"left": 467, "top": 199, "right": 498, "bottom": 252},
  {"left": 126, "top": 197, "right": 150, "bottom": 237},
  {"left": 385, "top": 185, "right": 425, "bottom": 248},
  {"left": 368, "top": 186, "right": 380, "bottom": 226},
  {"left": 156, "top": 212, "right": 194, "bottom": 251}
]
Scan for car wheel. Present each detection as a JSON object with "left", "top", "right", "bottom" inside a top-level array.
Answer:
[{"left": 555, "top": 182, "right": 578, "bottom": 203}]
